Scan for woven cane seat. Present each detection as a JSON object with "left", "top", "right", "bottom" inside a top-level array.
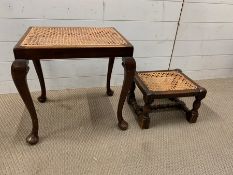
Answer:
[
  {"left": 137, "top": 70, "right": 197, "bottom": 92},
  {"left": 20, "top": 27, "right": 129, "bottom": 48}
]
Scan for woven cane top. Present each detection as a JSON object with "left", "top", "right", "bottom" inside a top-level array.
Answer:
[
  {"left": 137, "top": 71, "right": 197, "bottom": 92},
  {"left": 19, "top": 27, "right": 129, "bottom": 48}
]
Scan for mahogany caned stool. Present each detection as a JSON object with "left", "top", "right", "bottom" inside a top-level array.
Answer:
[
  {"left": 127, "top": 69, "right": 207, "bottom": 129},
  {"left": 12, "top": 27, "right": 136, "bottom": 145}
]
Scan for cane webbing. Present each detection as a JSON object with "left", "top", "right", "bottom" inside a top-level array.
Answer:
[
  {"left": 137, "top": 71, "right": 197, "bottom": 92},
  {"left": 20, "top": 27, "right": 129, "bottom": 48}
]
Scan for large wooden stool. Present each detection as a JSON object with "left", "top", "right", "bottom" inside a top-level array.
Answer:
[
  {"left": 12, "top": 27, "right": 136, "bottom": 145},
  {"left": 127, "top": 69, "right": 207, "bottom": 129}
]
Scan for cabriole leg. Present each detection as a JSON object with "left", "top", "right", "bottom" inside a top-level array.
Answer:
[
  {"left": 117, "top": 57, "right": 136, "bottom": 130},
  {"left": 11, "top": 59, "right": 39, "bottom": 145},
  {"left": 32, "top": 59, "right": 47, "bottom": 103},
  {"left": 106, "top": 57, "right": 115, "bottom": 96}
]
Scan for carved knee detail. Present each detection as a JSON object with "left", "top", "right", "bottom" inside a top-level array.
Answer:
[{"left": 11, "top": 59, "right": 29, "bottom": 77}]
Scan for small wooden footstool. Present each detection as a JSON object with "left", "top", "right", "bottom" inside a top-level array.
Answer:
[{"left": 127, "top": 69, "right": 207, "bottom": 129}]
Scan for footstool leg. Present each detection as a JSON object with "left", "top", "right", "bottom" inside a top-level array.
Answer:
[
  {"left": 127, "top": 80, "right": 136, "bottom": 105},
  {"left": 106, "top": 57, "right": 115, "bottom": 96},
  {"left": 117, "top": 57, "right": 136, "bottom": 130},
  {"left": 186, "top": 88, "right": 207, "bottom": 123},
  {"left": 33, "top": 60, "right": 47, "bottom": 103},
  {"left": 138, "top": 95, "right": 154, "bottom": 129},
  {"left": 11, "top": 59, "right": 39, "bottom": 145}
]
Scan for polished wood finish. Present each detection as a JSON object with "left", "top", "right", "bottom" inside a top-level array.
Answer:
[
  {"left": 11, "top": 59, "right": 39, "bottom": 145},
  {"left": 127, "top": 69, "right": 207, "bottom": 129},
  {"left": 186, "top": 91, "right": 206, "bottom": 123},
  {"left": 106, "top": 57, "right": 115, "bottom": 96},
  {"left": 12, "top": 27, "right": 135, "bottom": 145},
  {"left": 117, "top": 57, "right": 136, "bottom": 130},
  {"left": 32, "top": 60, "right": 47, "bottom": 103}
]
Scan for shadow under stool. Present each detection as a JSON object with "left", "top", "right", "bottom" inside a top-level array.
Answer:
[{"left": 127, "top": 69, "right": 207, "bottom": 129}]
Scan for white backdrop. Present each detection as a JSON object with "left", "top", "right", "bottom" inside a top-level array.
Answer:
[{"left": 0, "top": 0, "right": 233, "bottom": 94}]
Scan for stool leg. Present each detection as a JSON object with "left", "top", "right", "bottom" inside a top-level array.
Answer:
[
  {"left": 106, "top": 57, "right": 115, "bottom": 96},
  {"left": 32, "top": 60, "right": 47, "bottom": 103},
  {"left": 117, "top": 57, "right": 136, "bottom": 130},
  {"left": 127, "top": 80, "right": 144, "bottom": 122},
  {"left": 11, "top": 59, "right": 39, "bottom": 145},
  {"left": 186, "top": 89, "right": 207, "bottom": 123},
  {"left": 127, "top": 80, "right": 136, "bottom": 105},
  {"left": 138, "top": 95, "right": 154, "bottom": 129}
]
